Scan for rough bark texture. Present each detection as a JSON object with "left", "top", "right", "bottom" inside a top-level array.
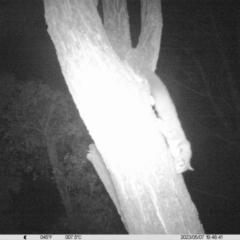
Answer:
[
  {"left": 102, "top": 0, "right": 131, "bottom": 61},
  {"left": 44, "top": 0, "right": 204, "bottom": 234},
  {"left": 87, "top": 143, "right": 128, "bottom": 231}
]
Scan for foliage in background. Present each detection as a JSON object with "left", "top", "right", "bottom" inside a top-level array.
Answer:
[{"left": 0, "top": 72, "right": 126, "bottom": 233}]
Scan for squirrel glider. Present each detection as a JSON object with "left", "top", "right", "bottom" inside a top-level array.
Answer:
[{"left": 140, "top": 68, "right": 193, "bottom": 174}]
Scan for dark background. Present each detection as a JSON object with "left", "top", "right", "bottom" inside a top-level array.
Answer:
[{"left": 0, "top": 0, "right": 239, "bottom": 234}]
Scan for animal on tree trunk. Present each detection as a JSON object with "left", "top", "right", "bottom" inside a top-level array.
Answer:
[{"left": 140, "top": 67, "right": 193, "bottom": 174}]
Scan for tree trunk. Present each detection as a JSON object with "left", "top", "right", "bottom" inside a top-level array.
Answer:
[
  {"left": 45, "top": 135, "right": 72, "bottom": 216},
  {"left": 43, "top": 0, "right": 204, "bottom": 234}
]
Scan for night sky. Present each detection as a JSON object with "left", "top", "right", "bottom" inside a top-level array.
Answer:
[{"left": 0, "top": 0, "right": 240, "bottom": 234}]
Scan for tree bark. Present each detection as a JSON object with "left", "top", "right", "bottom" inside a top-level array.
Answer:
[
  {"left": 44, "top": 0, "right": 204, "bottom": 233},
  {"left": 45, "top": 134, "right": 73, "bottom": 216}
]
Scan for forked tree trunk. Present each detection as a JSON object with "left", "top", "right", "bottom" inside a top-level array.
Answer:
[{"left": 43, "top": 0, "right": 204, "bottom": 234}]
